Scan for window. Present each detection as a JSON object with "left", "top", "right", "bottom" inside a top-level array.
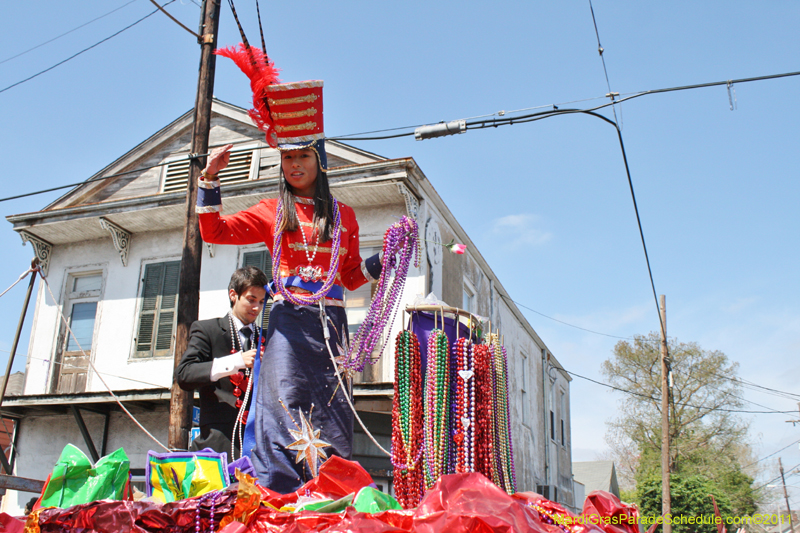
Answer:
[
  {"left": 521, "top": 352, "right": 531, "bottom": 428},
  {"left": 52, "top": 272, "right": 103, "bottom": 393},
  {"left": 462, "top": 280, "right": 476, "bottom": 315},
  {"left": 559, "top": 390, "right": 566, "bottom": 446},
  {"left": 550, "top": 409, "right": 555, "bottom": 441},
  {"left": 134, "top": 261, "right": 180, "bottom": 358},
  {"left": 241, "top": 249, "right": 273, "bottom": 331}
]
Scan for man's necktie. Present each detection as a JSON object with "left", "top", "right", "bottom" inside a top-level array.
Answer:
[{"left": 241, "top": 326, "right": 252, "bottom": 351}]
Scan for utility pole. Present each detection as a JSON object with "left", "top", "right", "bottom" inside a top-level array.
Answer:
[
  {"left": 167, "top": 0, "right": 221, "bottom": 451},
  {"left": 779, "top": 457, "right": 796, "bottom": 533},
  {"left": 660, "top": 294, "right": 672, "bottom": 533}
]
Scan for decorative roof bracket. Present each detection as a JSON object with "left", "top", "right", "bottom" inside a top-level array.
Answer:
[
  {"left": 99, "top": 217, "right": 131, "bottom": 267},
  {"left": 18, "top": 231, "right": 52, "bottom": 276},
  {"left": 397, "top": 182, "right": 420, "bottom": 220}
]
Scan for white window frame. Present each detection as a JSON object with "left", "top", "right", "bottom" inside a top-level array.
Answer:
[
  {"left": 131, "top": 257, "right": 181, "bottom": 359},
  {"left": 462, "top": 278, "right": 476, "bottom": 315},
  {"left": 50, "top": 269, "right": 105, "bottom": 393}
]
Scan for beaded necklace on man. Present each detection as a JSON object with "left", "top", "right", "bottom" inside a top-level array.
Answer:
[{"left": 228, "top": 312, "right": 256, "bottom": 460}]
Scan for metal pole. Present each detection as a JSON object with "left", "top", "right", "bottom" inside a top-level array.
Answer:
[
  {"left": 167, "top": 0, "right": 221, "bottom": 451},
  {"left": 0, "top": 258, "right": 38, "bottom": 475},
  {"left": 0, "top": 259, "right": 39, "bottom": 409},
  {"left": 779, "top": 457, "right": 796, "bottom": 533},
  {"left": 660, "top": 294, "right": 672, "bottom": 533}
]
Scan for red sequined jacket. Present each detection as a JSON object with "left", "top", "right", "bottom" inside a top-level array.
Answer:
[{"left": 198, "top": 196, "right": 374, "bottom": 293}]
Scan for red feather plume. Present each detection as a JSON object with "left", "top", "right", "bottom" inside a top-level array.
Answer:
[{"left": 215, "top": 44, "right": 281, "bottom": 147}]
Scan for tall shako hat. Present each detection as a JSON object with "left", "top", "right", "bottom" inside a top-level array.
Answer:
[
  {"left": 215, "top": 2, "right": 328, "bottom": 171},
  {"left": 265, "top": 80, "right": 327, "bottom": 171}
]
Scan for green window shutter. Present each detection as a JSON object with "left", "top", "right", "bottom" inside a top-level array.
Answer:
[
  {"left": 242, "top": 250, "right": 272, "bottom": 332},
  {"left": 136, "top": 261, "right": 181, "bottom": 357},
  {"left": 136, "top": 263, "right": 164, "bottom": 353}
]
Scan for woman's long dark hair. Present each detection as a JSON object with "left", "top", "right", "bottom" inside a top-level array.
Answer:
[{"left": 278, "top": 157, "right": 335, "bottom": 242}]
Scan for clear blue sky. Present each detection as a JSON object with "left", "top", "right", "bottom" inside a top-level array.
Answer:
[{"left": 2, "top": 0, "right": 798, "bottom": 506}]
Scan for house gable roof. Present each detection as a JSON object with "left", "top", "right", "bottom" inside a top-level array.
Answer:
[
  {"left": 572, "top": 461, "right": 620, "bottom": 498},
  {"left": 43, "top": 99, "right": 384, "bottom": 210}
]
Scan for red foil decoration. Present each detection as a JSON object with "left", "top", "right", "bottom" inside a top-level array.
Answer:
[{"left": 29, "top": 455, "right": 635, "bottom": 533}]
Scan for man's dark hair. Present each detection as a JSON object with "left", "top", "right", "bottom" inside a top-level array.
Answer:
[{"left": 228, "top": 266, "right": 269, "bottom": 307}]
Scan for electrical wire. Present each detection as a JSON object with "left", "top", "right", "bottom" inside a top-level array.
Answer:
[
  {"left": 744, "top": 438, "right": 800, "bottom": 469},
  {"left": 754, "top": 463, "right": 800, "bottom": 491},
  {"left": 4, "top": 69, "right": 800, "bottom": 201},
  {"left": 25, "top": 354, "right": 167, "bottom": 390},
  {"left": 669, "top": 365, "right": 789, "bottom": 415},
  {"left": 0, "top": 142, "right": 261, "bottom": 204},
  {"left": 588, "top": 0, "right": 620, "bottom": 127},
  {"left": 0, "top": 0, "right": 140, "bottom": 66},
  {"left": 147, "top": 0, "right": 198, "bottom": 39},
  {"left": 564, "top": 368, "right": 797, "bottom": 415},
  {"left": 500, "top": 294, "right": 633, "bottom": 340},
  {"left": 0, "top": 0, "right": 177, "bottom": 96}
]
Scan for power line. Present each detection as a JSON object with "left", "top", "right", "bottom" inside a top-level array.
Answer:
[
  {"left": 754, "top": 464, "right": 800, "bottom": 491},
  {"left": 588, "top": 0, "right": 621, "bottom": 127},
  {"left": 0, "top": 143, "right": 260, "bottom": 204},
  {"left": 0, "top": 0, "right": 140, "bottom": 66},
  {"left": 500, "top": 295, "right": 633, "bottom": 340},
  {"left": 565, "top": 368, "right": 797, "bottom": 414},
  {"left": 0, "top": 0, "right": 176, "bottom": 95},
  {"left": 147, "top": 0, "right": 199, "bottom": 39},
  {"left": 669, "top": 365, "right": 789, "bottom": 415},
  {"left": 745, "top": 439, "right": 800, "bottom": 469},
  {"left": 4, "top": 68, "right": 800, "bottom": 202}
]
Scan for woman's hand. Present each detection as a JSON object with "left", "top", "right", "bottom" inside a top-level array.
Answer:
[{"left": 203, "top": 144, "right": 233, "bottom": 177}]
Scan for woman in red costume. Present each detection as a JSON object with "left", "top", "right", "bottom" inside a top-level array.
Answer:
[{"left": 196, "top": 77, "right": 382, "bottom": 493}]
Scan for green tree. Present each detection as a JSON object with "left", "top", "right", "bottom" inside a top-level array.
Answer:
[
  {"left": 602, "top": 332, "right": 758, "bottom": 516},
  {"left": 638, "top": 473, "right": 733, "bottom": 533}
]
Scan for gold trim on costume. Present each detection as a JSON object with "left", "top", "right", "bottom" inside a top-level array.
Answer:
[
  {"left": 268, "top": 94, "right": 319, "bottom": 106},
  {"left": 288, "top": 242, "right": 347, "bottom": 256},
  {"left": 276, "top": 122, "right": 317, "bottom": 133},
  {"left": 274, "top": 108, "right": 318, "bottom": 120},
  {"left": 267, "top": 80, "right": 323, "bottom": 92}
]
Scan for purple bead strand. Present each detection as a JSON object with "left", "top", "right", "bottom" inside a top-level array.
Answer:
[{"left": 346, "top": 216, "right": 419, "bottom": 371}]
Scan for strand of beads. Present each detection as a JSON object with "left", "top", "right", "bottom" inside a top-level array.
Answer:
[
  {"left": 194, "top": 490, "right": 219, "bottom": 533},
  {"left": 473, "top": 343, "right": 495, "bottom": 483},
  {"left": 271, "top": 197, "right": 342, "bottom": 306},
  {"left": 346, "top": 216, "right": 419, "bottom": 372},
  {"left": 453, "top": 337, "right": 475, "bottom": 473},
  {"left": 490, "top": 337, "right": 516, "bottom": 494},
  {"left": 486, "top": 333, "right": 505, "bottom": 489},
  {"left": 423, "top": 329, "right": 450, "bottom": 489},
  {"left": 391, "top": 329, "right": 424, "bottom": 509},
  {"left": 499, "top": 343, "right": 517, "bottom": 492},
  {"left": 528, "top": 502, "right": 573, "bottom": 533}
]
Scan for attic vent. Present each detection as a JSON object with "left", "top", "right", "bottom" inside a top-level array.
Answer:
[{"left": 162, "top": 150, "right": 254, "bottom": 193}]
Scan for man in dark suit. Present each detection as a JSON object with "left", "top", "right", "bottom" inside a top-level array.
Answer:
[{"left": 176, "top": 266, "right": 268, "bottom": 457}]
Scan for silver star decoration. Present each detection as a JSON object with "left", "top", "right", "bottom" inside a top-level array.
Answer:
[{"left": 286, "top": 409, "right": 330, "bottom": 479}]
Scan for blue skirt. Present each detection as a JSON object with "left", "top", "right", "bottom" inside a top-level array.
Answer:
[{"left": 249, "top": 300, "right": 353, "bottom": 493}]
